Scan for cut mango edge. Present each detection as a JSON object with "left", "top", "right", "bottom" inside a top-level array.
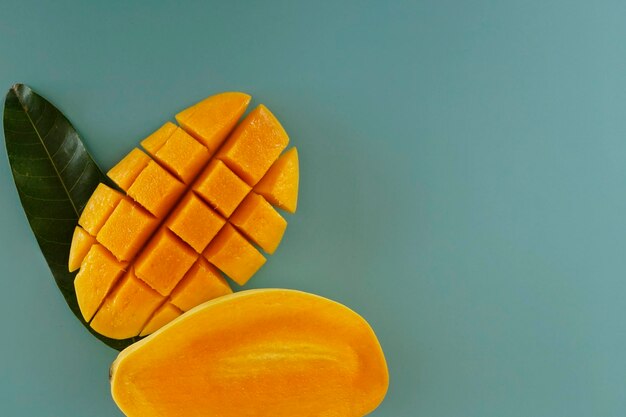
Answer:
[{"left": 72, "top": 93, "right": 299, "bottom": 339}]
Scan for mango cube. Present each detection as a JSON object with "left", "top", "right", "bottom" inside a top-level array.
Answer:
[
  {"left": 254, "top": 147, "right": 299, "bottom": 213},
  {"left": 139, "top": 303, "right": 182, "bottom": 336},
  {"left": 96, "top": 199, "right": 159, "bottom": 262},
  {"left": 230, "top": 193, "right": 287, "bottom": 255},
  {"left": 140, "top": 122, "right": 177, "bottom": 154},
  {"left": 78, "top": 184, "right": 124, "bottom": 235},
  {"left": 134, "top": 229, "right": 197, "bottom": 296},
  {"left": 68, "top": 226, "right": 96, "bottom": 272},
  {"left": 127, "top": 161, "right": 186, "bottom": 218},
  {"left": 166, "top": 193, "right": 225, "bottom": 253},
  {"left": 144, "top": 127, "right": 210, "bottom": 184},
  {"left": 193, "top": 159, "right": 251, "bottom": 217},
  {"left": 107, "top": 148, "right": 151, "bottom": 191},
  {"left": 74, "top": 244, "right": 127, "bottom": 322},
  {"left": 204, "top": 223, "right": 266, "bottom": 286},
  {"left": 217, "top": 105, "right": 289, "bottom": 185},
  {"left": 170, "top": 258, "right": 232, "bottom": 311},
  {"left": 175, "top": 92, "right": 251, "bottom": 153},
  {"left": 90, "top": 268, "right": 164, "bottom": 340}
]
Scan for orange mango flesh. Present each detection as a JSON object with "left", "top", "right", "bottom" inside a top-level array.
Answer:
[
  {"left": 140, "top": 122, "right": 177, "bottom": 155},
  {"left": 110, "top": 290, "right": 389, "bottom": 417},
  {"left": 255, "top": 147, "right": 299, "bottom": 213},
  {"left": 139, "top": 303, "right": 182, "bottom": 337},
  {"left": 204, "top": 224, "right": 266, "bottom": 286},
  {"left": 77, "top": 184, "right": 124, "bottom": 235},
  {"left": 165, "top": 192, "right": 225, "bottom": 253},
  {"left": 107, "top": 148, "right": 151, "bottom": 192},
  {"left": 127, "top": 161, "right": 186, "bottom": 218},
  {"left": 96, "top": 199, "right": 158, "bottom": 262},
  {"left": 217, "top": 104, "right": 289, "bottom": 185},
  {"left": 74, "top": 245, "right": 127, "bottom": 322},
  {"left": 134, "top": 229, "right": 198, "bottom": 296},
  {"left": 143, "top": 127, "right": 210, "bottom": 184},
  {"left": 193, "top": 159, "right": 251, "bottom": 217},
  {"left": 72, "top": 92, "right": 299, "bottom": 338},
  {"left": 175, "top": 92, "right": 251, "bottom": 153},
  {"left": 170, "top": 258, "right": 232, "bottom": 311},
  {"left": 68, "top": 226, "right": 96, "bottom": 272},
  {"left": 90, "top": 269, "right": 164, "bottom": 340},
  {"left": 230, "top": 192, "right": 287, "bottom": 255}
]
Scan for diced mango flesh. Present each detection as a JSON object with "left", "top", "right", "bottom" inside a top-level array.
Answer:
[
  {"left": 230, "top": 193, "right": 287, "bottom": 255},
  {"left": 127, "top": 161, "right": 185, "bottom": 218},
  {"left": 139, "top": 303, "right": 182, "bottom": 336},
  {"left": 144, "top": 127, "right": 210, "bottom": 184},
  {"left": 175, "top": 92, "right": 251, "bottom": 153},
  {"left": 107, "top": 148, "right": 151, "bottom": 191},
  {"left": 140, "top": 122, "right": 177, "bottom": 155},
  {"left": 170, "top": 258, "right": 232, "bottom": 311},
  {"left": 254, "top": 147, "right": 299, "bottom": 213},
  {"left": 72, "top": 92, "right": 299, "bottom": 338},
  {"left": 217, "top": 105, "right": 289, "bottom": 185},
  {"left": 68, "top": 226, "right": 96, "bottom": 272},
  {"left": 78, "top": 184, "right": 124, "bottom": 235},
  {"left": 166, "top": 193, "right": 225, "bottom": 253},
  {"left": 90, "top": 269, "right": 164, "bottom": 339},
  {"left": 204, "top": 224, "right": 266, "bottom": 286},
  {"left": 193, "top": 160, "right": 251, "bottom": 218},
  {"left": 134, "top": 229, "right": 197, "bottom": 296},
  {"left": 74, "top": 245, "right": 127, "bottom": 322},
  {"left": 96, "top": 199, "right": 159, "bottom": 262}
]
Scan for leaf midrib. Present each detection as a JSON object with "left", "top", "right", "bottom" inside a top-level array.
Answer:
[{"left": 14, "top": 85, "right": 79, "bottom": 217}]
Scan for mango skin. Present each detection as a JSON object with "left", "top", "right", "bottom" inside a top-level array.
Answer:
[{"left": 110, "top": 289, "right": 388, "bottom": 417}]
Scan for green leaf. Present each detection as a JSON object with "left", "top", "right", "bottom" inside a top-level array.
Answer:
[{"left": 3, "top": 84, "right": 138, "bottom": 351}]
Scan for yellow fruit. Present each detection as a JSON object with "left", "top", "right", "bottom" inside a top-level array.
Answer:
[
  {"left": 110, "top": 289, "right": 389, "bottom": 417},
  {"left": 255, "top": 147, "right": 299, "bottom": 213},
  {"left": 70, "top": 92, "right": 299, "bottom": 339}
]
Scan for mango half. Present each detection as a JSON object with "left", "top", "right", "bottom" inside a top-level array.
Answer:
[
  {"left": 69, "top": 93, "right": 300, "bottom": 339},
  {"left": 110, "top": 289, "right": 389, "bottom": 417}
]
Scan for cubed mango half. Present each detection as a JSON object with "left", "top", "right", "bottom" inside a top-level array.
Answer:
[{"left": 72, "top": 91, "right": 299, "bottom": 338}]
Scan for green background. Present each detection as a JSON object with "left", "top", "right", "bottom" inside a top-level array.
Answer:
[{"left": 1, "top": 1, "right": 625, "bottom": 416}]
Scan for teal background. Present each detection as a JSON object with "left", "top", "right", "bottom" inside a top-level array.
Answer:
[{"left": 1, "top": 1, "right": 625, "bottom": 416}]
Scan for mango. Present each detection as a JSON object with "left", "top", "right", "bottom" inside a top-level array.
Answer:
[
  {"left": 175, "top": 92, "right": 251, "bottom": 153},
  {"left": 70, "top": 92, "right": 299, "bottom": 339},
  {"left": 255, "top": 147, "right": 299, "bottom": 213},
  {"left": 217, "top": 104, "right": 289, "bottom": 185},
  {"left": 110, "top": 289, "right": 389, "bottom": 417},
  {"left": 68, "top": 226, "right": 96, "bottom": 272}
]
